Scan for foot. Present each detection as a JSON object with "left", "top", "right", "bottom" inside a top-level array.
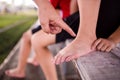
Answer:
[
  {"left": 53, "top": 38, "right": 96, "bottom": 64},
  {"left": 5, "top": 68, "right": 25, "bottom": 78}
]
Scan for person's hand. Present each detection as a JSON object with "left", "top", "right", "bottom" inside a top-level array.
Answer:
[
  {"left": 38, "top": 2, "right": 76, "bottom": 37},
  {"left": 91, "top": 38, "right": 116, "bottom": 52}
]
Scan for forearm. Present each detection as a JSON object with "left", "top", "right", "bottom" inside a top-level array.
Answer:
[
  {"left": 33, "top": 0, "right": 56, "bottom": 12},
  {"left": 70, "top": 0, "right": 78, "bottom": 14},
  {"left": 33, "top": 0, "right": 49, "bottom": 8},
  {"left": 108, "top": 26, "right": 120, "bottom": 44}
]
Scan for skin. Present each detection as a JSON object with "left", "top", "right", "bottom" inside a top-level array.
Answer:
[
  {"left": 5, "top": 29, "right": 58, "bottom": 80},
  {"left": 70, "top": 0, "right": 78, "bottom": 14},
  {"left": 92, "top": 26, "right": 120, "bottom": 52},
  {"left": 53, "top": 0, "right": 101, "bottom": 64},
  {"left": 31, "top": 30, "right": 58, "bottom": 80},
  {"left": 34, "top": 0, "right": 76, "bottom": 36},
  {"left": 5, "top": 30, "right": 32, "bottom": 78}
]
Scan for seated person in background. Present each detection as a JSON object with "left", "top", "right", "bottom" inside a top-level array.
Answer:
[{"left": 5, "top": 0, "right": 78, "bottom": 80}]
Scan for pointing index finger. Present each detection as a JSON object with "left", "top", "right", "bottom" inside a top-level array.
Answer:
[{"left": 56, "top": 19, "right": 76, "bottom": 37}]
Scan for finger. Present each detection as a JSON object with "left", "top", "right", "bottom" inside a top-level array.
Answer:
[
  {"left": 56, "top": 19, "right": 76, "bottom": 37},
  {"left": 105, "top": 46, "right": 112, "bottom": 53},
  {"left": 97, "top": 42, "right": 104, "bottom": 51},
  {"left": 101, "top": 45, "right": 108, "bottom": 52},
  {"left": 41, "top": 21, "right": 50, "bottom": 33},
  {"left": 50, "top": 27, "right": 62, "bottom": 34},
  {"left": 55, "top": 26, "right": 62, "bottom": 33},
  {"left": 91, "top": 39, "right": 102, "bottom": 50}
]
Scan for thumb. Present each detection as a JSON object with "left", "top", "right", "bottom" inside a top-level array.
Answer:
[{"left": 41, "top": 22, "right": 50, "bottom": 34}]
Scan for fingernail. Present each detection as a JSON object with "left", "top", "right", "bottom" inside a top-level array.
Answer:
[{"left": 72, "top": 34, "right": 76, "bottom": 37}]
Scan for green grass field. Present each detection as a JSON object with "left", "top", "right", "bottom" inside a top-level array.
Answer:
[
  {"left": 0, "top": 14, "right": 34, "bottom": 29},
  {"left": 0, "top": 16, "right": 37, "bottom": 64}
]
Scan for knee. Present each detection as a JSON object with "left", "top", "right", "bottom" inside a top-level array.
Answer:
[
  {"left": 31, "top": 34, "right": 39, "bottom": 49},
  {"left": 21, "top": 31, "right": 31, "bottom": 43},
  {"left": 31, "top": 34, "right": 45, "bottom": 49}
]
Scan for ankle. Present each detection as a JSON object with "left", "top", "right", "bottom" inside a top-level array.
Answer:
[
  {"left": 75, "top": 36, "right": 96, "bottom": 42},
  {"left": 15, "top": 68, "right": 25, "bottom": 74},
  {"left": 77, "top": 30, "right": 96, "bottom": 40}
]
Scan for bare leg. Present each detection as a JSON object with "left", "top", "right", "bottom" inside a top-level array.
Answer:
[
  {"left": 54, "top": 0, "right": 101, "bottom": 64},
  {"left": 27, "top": 0, "right": 79, "bottom": 67},
  {"left": 31, "top": 30, "right": 58, "bottom": 80},
  {"left": 70, "top": 0, "right": 78, "bottom": 14},
  {"left": 5, "top": 30, "right": 32, "bottom": 77},
  {"left": 27, "top": 53, "right": 39, "bottom": 66}
]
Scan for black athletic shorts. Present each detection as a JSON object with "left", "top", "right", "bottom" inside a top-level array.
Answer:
[
  {"left": 32, "top": 0, "right": 120, "bottom": 43},
  {"left": 96, "top": 0, "right": 120, "bottom": 38}
]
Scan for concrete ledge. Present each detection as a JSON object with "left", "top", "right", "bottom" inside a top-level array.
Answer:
[{"left": 71, "top": 41, "right": 120, "bottom": 80}]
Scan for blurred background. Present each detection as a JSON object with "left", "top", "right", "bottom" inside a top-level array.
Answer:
[{"left": 0, "top": 0, "right": 37, "bottom": 64}]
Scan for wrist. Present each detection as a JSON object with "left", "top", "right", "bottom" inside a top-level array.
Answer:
[{"left": 34, "top": 0, "right": 50, "bottom": 8}]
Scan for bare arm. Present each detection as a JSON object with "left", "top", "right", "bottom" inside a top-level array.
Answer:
[
  {"left": 70, "top": 0, "right": 78, "bottom": 14},
  {"left": 33, "top": 0, "right": 76, "bottom": 36}
]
